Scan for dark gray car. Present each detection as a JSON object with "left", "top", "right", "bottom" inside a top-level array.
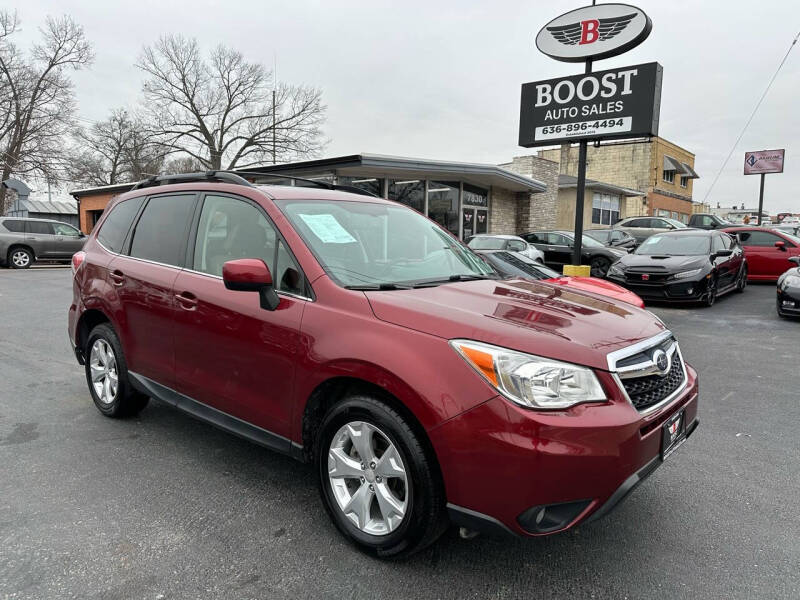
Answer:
[{"left": 0, "top": 217, "right": 86, "bottom": 268}]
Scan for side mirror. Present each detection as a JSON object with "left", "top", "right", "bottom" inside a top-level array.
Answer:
[
  {"left": 223, "top": 258, "right": 280, "bottom": 311},
  {"left": 714, "top": 250, "right": 733, "bottom": 258},
  {"left": 789, "top": 256, "right": 800, "bottom": 266},
  {"left": 775, "top": 241, "right": 786, "bottom": 251}
]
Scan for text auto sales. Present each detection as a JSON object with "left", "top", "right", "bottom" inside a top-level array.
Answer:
[{"left": 535, "top": 69, "right": 638, "bottom": 120}]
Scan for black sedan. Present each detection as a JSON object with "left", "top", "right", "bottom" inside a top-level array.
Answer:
[
  {"left": 777, "top": 256, "right": 800, "bottom": 318},
  {"left": 518, "top": 230, "right": 628, "bottom": 277},
  {"left": 584, "top": 228, "right": 637, "bottom": 251},
  {"left": 606, "top": 229, "right": 747, "bottom": 306}
]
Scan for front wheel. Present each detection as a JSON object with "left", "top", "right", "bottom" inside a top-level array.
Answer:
[
  {"left": 315, "top": 395, "right": 446, "bottom": 559},
  {"left": 590, "top": 257, "right": 611, "bottom": 278}
]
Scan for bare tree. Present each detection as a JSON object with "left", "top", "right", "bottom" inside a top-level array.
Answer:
[
  {"left": 69, "top": 108, "right": 164, "bottom": 186},
  {"left": 0, "top": 11, "right": 93, "bottom": 211},
  {"left": 162, "top": 154, "right": 204, "bottom": 174},
  {"left": 136, "top": 35, "right": 325, "bottom": 171}
]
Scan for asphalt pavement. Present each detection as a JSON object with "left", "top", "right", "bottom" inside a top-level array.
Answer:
[{"left": 1, "top": 268, "right": 798, "bottom": 599}]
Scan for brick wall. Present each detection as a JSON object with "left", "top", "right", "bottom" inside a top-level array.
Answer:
[
  {"left": 77, "top": 192, "right": 116, "bottom": 233},
  {"left": 488, "top": 187, "right": 518, "bottom": 234},
  {"left": 500, "top": 156, "right": 559, "bottom": 232}
]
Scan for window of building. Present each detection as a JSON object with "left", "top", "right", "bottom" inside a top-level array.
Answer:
[
  {"left": 462, "top": 184, "right": 488, "bottom": 208},
  {"left": 663, "top": 169, "right": 675, "bottom": 184},
  {"left": 656, "top": 209, "right": 671, "bottom": 218},
  {"left": 591, "top": 193, "right": 620, "bottom": 225},
  {"left": 336, "top": 176, "right": 384, "bottom": 198},
  {"left": 129, "top": 194, "right": 196, "bottom": 266},
  {"left": 388, "top": 179, "right": 424, "bottom": 212},
  {"left": 680, "top": 176, "right": 688, "bottom": 188},
  {"left": 96, "top": 197, "right": 145, "bottom": 253},
  {"left": 427, "top": 181, "right": 460, "bottom": 237}
]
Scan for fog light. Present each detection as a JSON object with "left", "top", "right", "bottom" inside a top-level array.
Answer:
[{"left": 687, "top": 288, "right": 693, "bottom": 295}]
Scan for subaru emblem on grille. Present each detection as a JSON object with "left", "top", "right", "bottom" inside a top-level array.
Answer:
[{"left": 652, "top": 349, "right": 670, "bottom": 374}]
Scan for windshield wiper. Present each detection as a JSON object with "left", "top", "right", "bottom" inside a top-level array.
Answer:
[
  {"left": 344, "top": 283, "right": 412, "bottom": 291},
  {"left": 412, "top": 274, "right": 495, "bottom": 288}
]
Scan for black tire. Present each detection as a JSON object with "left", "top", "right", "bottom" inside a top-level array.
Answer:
[
  {"left": 704, "top": 274, "right": 718, "bottom": 307},
  {"left": 736, "top": 265, "right": 748, "bottom": 293},
  {"left": 8, "top": 246, "right": 33, "bottom": 269},
  {"left": 84, "top": 324, "right": 149, "bottom": 418},
  {"left": 590, "top": 256, "right": 611, "bottom": 278},
  {"left": 315, "top": 394, "right": 446, "bottom": 559}
]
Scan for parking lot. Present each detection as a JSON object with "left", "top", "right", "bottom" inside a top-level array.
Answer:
[{"left": 1, "top": 268, "right": 798, "bottom": 600}]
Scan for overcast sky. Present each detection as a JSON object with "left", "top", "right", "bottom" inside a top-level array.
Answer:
[{"left": 17, "top": 0, "right": 800, "bottom": 213}]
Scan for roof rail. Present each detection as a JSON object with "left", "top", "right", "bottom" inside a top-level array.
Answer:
[
  {"left": 232, "top": 171, "right": 380, "bottom": 198},
  {"left": 128, "top": 169, "right": 380, "bottom": 198},
  {"left": 129, "top": 171, "right": 255, "bottom": 191}
]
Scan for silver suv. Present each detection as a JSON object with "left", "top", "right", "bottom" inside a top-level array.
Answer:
[
  {"left": 0, "top": 217, "right": 86, "bottom": 269},
  {"left": 611, "top": 216, "right": 687, "bottom": 246}
]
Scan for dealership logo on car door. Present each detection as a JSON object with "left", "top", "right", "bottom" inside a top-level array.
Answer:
[{"left": 536, "top": 4, "right": 652, "bottom": 62}]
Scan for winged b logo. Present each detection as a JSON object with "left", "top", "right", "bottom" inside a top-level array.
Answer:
[{"left": 547, "top": 13, "right": 636, "bottom": 46}]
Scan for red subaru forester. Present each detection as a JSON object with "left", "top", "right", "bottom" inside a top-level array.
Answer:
[{"left": 68, "top": 172, "right": 699, "bottom": 558}]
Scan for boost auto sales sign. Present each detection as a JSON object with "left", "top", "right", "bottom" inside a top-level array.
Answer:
[{"left": 518, "top": 62, "right": 662, "bottom": 147}]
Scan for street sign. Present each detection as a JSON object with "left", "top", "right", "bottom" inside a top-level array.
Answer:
[
  {"left": 535, "top": 3, "right": 652, "bottom": 63},
  {"left": 519, "top": 62, "right": 662, "bottom": 147},
  {"left": 744, "top": 149, "right": 785, "bottom": 175}
]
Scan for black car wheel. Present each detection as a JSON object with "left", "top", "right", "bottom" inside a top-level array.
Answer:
[
  {"left": 589, "top": 257, "right": 611, "bottom": 278},
  {"left": 315, "top": 394, "right": 446, "bottom": 559},
  {"left": 704, "top": 274, "right": 718, "bottom": 307},
  {"left": 736, "top": 265, "right": 748, "bottom": 293}
]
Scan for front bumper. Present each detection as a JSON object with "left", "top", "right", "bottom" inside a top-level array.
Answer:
[
  {"left": 607, "top": 274, "right": 711, "bottom": 303},
  {"left": 777, "top": 288, "right": 800, "bottom": 316},
  {"left": 433, "top": 365, "right": 699, "bottom": 537}
]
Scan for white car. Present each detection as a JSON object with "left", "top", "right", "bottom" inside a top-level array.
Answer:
[{"left": 467, "top": 234, "right": 545, "bottom": 263}]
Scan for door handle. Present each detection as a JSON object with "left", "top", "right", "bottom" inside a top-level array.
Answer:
[
  {"left": 109, "top": 270, "right": 125, "bottom": 286},
  {"left": 175, "top": 292, "right": 198, "bottom": 310}
]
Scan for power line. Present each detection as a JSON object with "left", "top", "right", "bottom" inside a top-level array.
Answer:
[{"left": 703, "top": 28, "right": 800, "bottom": 203}]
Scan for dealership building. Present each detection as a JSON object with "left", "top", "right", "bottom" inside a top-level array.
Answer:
[{"left": 71, "top": 153, "right": 560, "bottom": 239}]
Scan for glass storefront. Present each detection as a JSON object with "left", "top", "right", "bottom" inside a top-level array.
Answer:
[
  {"left": 388, "top": 179, "right": 425, "bottom": 212},
  {"left": 427, "top": 181, "right": 460, "bottom": 237}
]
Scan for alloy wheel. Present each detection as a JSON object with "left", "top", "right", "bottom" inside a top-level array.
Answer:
[
  {"left": 327, "top": 421, "right": 408, "bottom": 536},
  {"left": 706, "top": 277, "right": 717, "bottom": 306},
  {"left": 11, "top": 250, "right": 30, "bottom": 268},
  {"left": 89, "top": 339, "right": 119, "bottom": 405},
  {"left": 590, "top": 257, "right": 610, "bottom": 278}
]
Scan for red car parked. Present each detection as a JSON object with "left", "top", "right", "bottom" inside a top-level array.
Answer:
[
  {"left": 68, "top": 172, "right": 699, "bottom": 558},
  {"left": 723, "top": 227, "right": 800, "bottom": 280}
]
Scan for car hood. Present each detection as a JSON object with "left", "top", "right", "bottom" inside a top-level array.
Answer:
[
  {"left": 618, "top": 254, "right": 708, "bottom": 272},
  {"left": 365, "top": 279, "right": 665, "bottom": 371},
  {"left": 547, "top": 276, "right": 644, "bottom": 308}
]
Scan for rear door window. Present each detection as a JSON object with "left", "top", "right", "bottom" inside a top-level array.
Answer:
[
  {"left": 26, "top": 221, "right": 54, "bottom": 235},
  {"left": 626, "top": 218, "right": 648, "bottom": 228},
  {"left": 129, "top": 194, "right": 197, "bottom": 266},
  {"left": 97, "top": 196, "right": 145, "bottom": 254}
]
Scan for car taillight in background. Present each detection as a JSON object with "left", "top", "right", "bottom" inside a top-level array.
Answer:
[{"left": 71, "top": 251, "right": 86, "bottom": 275}]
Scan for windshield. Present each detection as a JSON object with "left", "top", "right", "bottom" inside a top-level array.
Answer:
[
  {"left": 561, "top": 233, "right": 604, "bottom": 248},
  {"left": 468, "top": 236, "right": 509, "bottom": 250},
  {"left": 482, "top": 251, "right": 559, "bottom": 280},
  {"left": 636, "top": 234, "right": 710, "bottom": 256},
  {"left": 277, "top": 199, "right": 495, "bottom": 288}
]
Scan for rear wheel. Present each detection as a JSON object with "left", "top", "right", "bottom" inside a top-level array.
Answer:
[
  {"left": 736, "top": 265, "right": 748, "bottom": 292},
  {"left": 315, "top": 395, "right": 446, "bottom": 559},
  {"left": 704, "top": 274, "right": 718, "bottom": 307},
  {"left": 85, "top": 324, "right": 149, "bottom": 417},
  {"left": 8, "top": 247, "right": 33, "bottom": 269},
  {"left": 590, "top": 256, "right": 611, "bottom": 278}
]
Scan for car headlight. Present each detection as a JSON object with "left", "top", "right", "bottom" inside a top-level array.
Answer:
[
  {"left": 450, "top": 339, "right": 606, "bottom": 409},
  {"left": 608, "top": 263, "right": 624, "bottom": 277},
  {"left": 783, "top": 275, "right": 800, "bottom": 288},
  {"left": 672, "top": 268, "right": 703, "bottom": 280}
]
